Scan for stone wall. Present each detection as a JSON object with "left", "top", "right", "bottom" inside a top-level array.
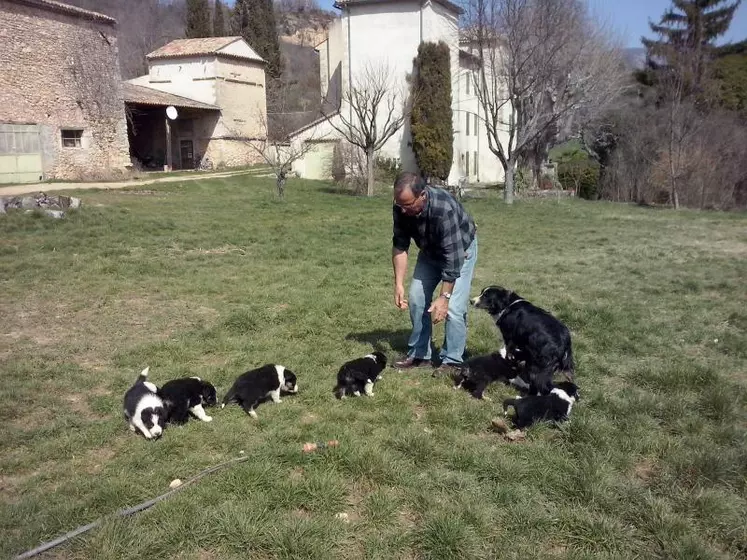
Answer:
[{"left": 0, "top": 0, "right": 131, "bottom": 180}]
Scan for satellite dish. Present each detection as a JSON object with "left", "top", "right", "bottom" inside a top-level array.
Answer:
[{"left": 166, "top": 106, "right": 178, "bottom": 120}]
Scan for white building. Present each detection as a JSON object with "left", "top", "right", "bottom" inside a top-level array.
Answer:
[{"left": 288, "top": 0, "right": 509, "bottom": 185}]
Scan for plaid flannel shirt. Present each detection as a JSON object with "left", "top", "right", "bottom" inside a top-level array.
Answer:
[{"left": 392, "top": 186, "right": 477, "bottom": 283}]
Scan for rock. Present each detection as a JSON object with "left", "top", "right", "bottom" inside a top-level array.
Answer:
[
  {"left": 491, "top": 417, "right": 509, "bottom": 434},
  {"left": 0, "top": 199, "right": 6, "bottom": 214},
  {"left": 70, "top": 197, "right": 81, "bottom": 209},
  {"left": 44, "top": 210, "right": 65, "bottom": 219},
  {"left": 21, "top": 196, "right": 36, "bottom": 209},
  {"left": 169, "top": 479, "right": 183, "bottom": 489},
  {"left": 335, "top": 512, "right": 350, "bottom": 523}
]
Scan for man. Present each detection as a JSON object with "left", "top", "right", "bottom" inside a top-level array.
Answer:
[{"left": 391, "top": 171, "right": 478, "bottom": 375}]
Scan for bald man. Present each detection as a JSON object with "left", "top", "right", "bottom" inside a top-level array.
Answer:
[{"left": 391, "top": 172, "right": 478, "bottom": 375}]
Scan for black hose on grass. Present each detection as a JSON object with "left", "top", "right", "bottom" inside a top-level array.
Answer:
[{"left": 14, "top": 455, "right": 251, "bottom": 560}]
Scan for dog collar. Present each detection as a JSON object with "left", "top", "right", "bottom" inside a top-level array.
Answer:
[{"left": 496, "top": 299, "right": 526, "bottom": 323}]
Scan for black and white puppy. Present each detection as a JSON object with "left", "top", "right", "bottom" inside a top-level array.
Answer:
[
  {"left": 471, "top": 286, "right": 575, "bottom": 395},
  {"left": 123, "top": 367, "right": 166, "bottom": 440},
  {"left": 334, "top": 351, "right": 387, "bottom": 399},
  {"left": 502, "top": 381, "right": 580, "bottom": 429},
  {"left": 158, "top": 376, "right": 217, "bottom": 424},
  {"left": 221, "top": 364, "right": 298, "bottom": 418},
  {"left": 452, "top": 349, "right": 522, "bottom": 399}
]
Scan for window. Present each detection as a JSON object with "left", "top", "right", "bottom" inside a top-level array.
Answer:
[
  {"left": 466, "top": 72, "right": 470, "bottom": 94},
  {"left": 474, "top": 114, "right": 478, "bottom": 136},
  {"left": 465, "top": 151, "right": 470, "bottom": 176},
  {"left": 61, "top": 129, "right": 83, "bottom": 148},
  {"left": 465, "top": 113, "right": 470, "bottom": 136},
  {"left": 474, "top": 151, "right": 478, "bottom": 176}
]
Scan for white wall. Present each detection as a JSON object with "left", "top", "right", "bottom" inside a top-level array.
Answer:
[
  {"left": 143, "top": 57, "right": 219, "bottom": 106},
  {"left": 296, "top": 0, "right": 509, "bottom": 185}
]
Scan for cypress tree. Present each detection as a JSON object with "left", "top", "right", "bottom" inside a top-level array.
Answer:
[
  {"left": 233, "top": 0, "right": 283, "bottom": 79},
  {"left": 213, "top": 0, "right": 226, "bottom": 37},
  {"left": 185, "top": 0, "right": 212, "bottom": 38},
  {"left": 410, "top": 41, "right": 453, "bottom": 182}
]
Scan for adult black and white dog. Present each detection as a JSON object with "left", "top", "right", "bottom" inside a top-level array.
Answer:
[
  {"left": 452, "top": 349, "right": 524, "bottom": 399},
  {"left": 221, "top": 364, "right": 298, "bottom": 418},
  {"left": 471, "top": 286, "right": 575, "bottom": 395},
  {"left": 158, "top": 376, "right": 217, "bottom": 424},
  {"left": 502, "top": 381, "right": 579, "bottom": 429},
  {"left": 123, "top": 367, "right": 166, "bottom": 440},
  {"left": 334, "top": 351, "right": 387, "bottom": 399}
]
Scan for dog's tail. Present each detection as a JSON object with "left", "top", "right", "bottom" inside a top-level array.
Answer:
[
  {"left": 221, "top": 386, "right": 236, "bottom": 409},
  {"left": 561, "top": 348, "right": 575, "bottom": 382},
  {"left": 135, "top": 366, "right": 150, "bottom": 383}
]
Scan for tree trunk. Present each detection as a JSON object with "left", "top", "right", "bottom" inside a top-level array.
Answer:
[
  {"left": 366, "top": 147, "right": 375, "bottom": 197},
  {"left": 276, "top": 169, "right": 286, "bottom": 198},
  {"left": 504, "top": 160, "right": 516, "bottom": 204}
]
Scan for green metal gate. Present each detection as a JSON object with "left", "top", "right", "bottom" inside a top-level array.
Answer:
[{"left": 0, "top": 123, "right": 43, "bottom": 184}]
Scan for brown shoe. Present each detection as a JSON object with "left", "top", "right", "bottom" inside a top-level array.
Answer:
[
  {"left": 432, "top": 364, "right": 463, "bottom": 378},
  {"left": 394, "top": 356, "right": 432, "bottom": 369}
]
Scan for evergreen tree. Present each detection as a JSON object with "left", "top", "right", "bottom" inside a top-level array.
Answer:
[
  {"left": 185, "top": 0, "right": 212, "bottom": 38},
  {"left": 232, "top": 0, "right": 283, "bottom": 79},
  {"left": 410, "top": 42, "right": 453, "bottom": 182},
  {"left": 642, "top": 0, "right": 741, "bottom": 89},
  {"left": 213, "top": 0, "right": 226, "bottom": 36}
]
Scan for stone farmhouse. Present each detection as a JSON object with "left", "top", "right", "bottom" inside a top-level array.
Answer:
[
  {"left": 0, "top": 0, "right": 131, "bottom": 183},
  {"left": 289, "top": 0, "right": 510, "bottom": 185},
  {"left": 0, "top": 0, "right": 268, "bottom": 183}
]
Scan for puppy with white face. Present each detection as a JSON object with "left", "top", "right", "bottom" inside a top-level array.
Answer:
[
  {"left": 158, "top": 376, "right": 217, "bottom": 424},
  {"left": 334, "top": 351, "right": 387, "bottom": 399},
  {"left": 221, "top": 364, "right": 298, "bottom": 418},
  {"left": 123, "top": 367, "right": 166, "bottom": 439}
]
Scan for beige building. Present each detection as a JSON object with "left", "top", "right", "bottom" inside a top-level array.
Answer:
[
  {"left": 0, "top": 0, "right": 131, "bottom": 182},
  {"left": 126, "top": 37, "right": 268, "bottom": 170}
]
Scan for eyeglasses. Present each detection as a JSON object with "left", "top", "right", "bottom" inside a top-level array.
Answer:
[{"left": 394, "top": 192, "right": 424, "bottom": 210}]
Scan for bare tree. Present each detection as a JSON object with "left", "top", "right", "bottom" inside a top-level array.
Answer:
[
  {"left": 236, "top": 79, "right": 324, "bottom": 197},
  {"left": 322, "top": 62, "right": 411, "bottom": 197},
  {"left": 464, "top": 0, "right": 626, "bottom": 203}
]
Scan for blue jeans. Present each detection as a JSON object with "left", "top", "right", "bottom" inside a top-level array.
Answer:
[{"left": 406, "top": 236, "right": 478, "bottom": 365}]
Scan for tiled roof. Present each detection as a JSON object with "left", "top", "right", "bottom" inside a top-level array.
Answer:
[
  {"left": 146, "top": 37, "right": 264, "bottom": 63},
  {"left": 122, "top": 83, "right": 220, "bottom": 111},
  {"left": 9, "top": 0, "right": 116, "bottom": 24},
  {"left": 334, "top": 0, "right": 463, "bottom": 15}
]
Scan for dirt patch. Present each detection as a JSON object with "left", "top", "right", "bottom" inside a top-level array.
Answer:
[
  {"left": 301, "top": 413, "right": 318, "bottom": 425},
  {"left": 631, "top": 457, "right": 659, "bottom": 484},
  {"left": 0, "top": 294, "right": 219, "bottom": 366},
  {"left": 289, "top": 467, "right": 305, "bottom": 481},
  {"left": 413, "top": 405, "right": 426, "bottom": 421},
  {"left": 291, "top": 507, "right": 312, "bottom": 520},
  {"left": 83, "top": 447, "right": 117, "bottom": 475},
  {"left": 64, "top": 387, "right": 110, "bottom": 420}
]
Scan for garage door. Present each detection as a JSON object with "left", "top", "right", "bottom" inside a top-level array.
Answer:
[
  {"left": 304, "top": 141, "right": 335, "bottom": 180},
  {"left": 0, "top": 123, "right": 43, "bottom": 184}
]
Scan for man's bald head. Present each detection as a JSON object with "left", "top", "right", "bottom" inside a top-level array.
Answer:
[{"left": 394, "top": 172, "right": 426, "bottom": 198}]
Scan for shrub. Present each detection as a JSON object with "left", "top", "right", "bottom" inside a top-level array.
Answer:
[{"left": 410, "top": 41, "right": 453, "bottom": 181}]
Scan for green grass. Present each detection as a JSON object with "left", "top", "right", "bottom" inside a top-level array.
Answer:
[{"left": 1, "top": 177, "right": 746, "bottom": 559}]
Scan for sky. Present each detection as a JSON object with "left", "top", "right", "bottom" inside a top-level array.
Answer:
[{"left": 313, "top": 0, "right": 747, "bottom": 48}]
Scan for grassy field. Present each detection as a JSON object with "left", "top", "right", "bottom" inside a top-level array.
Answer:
[{"left": 1, "top": 176, "right": 745, "bottom": 560}]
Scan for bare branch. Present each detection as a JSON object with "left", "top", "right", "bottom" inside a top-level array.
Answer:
[{"left": 321, "top": 61, "right": 410, "bottom": 196}]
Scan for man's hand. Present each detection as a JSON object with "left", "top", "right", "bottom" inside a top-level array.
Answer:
[
  {"left": 394, "top": 284, "right": 409, "bottom": 309},
  {"left": 428, "top": 296, "right": 448, "bottom": 324}
]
